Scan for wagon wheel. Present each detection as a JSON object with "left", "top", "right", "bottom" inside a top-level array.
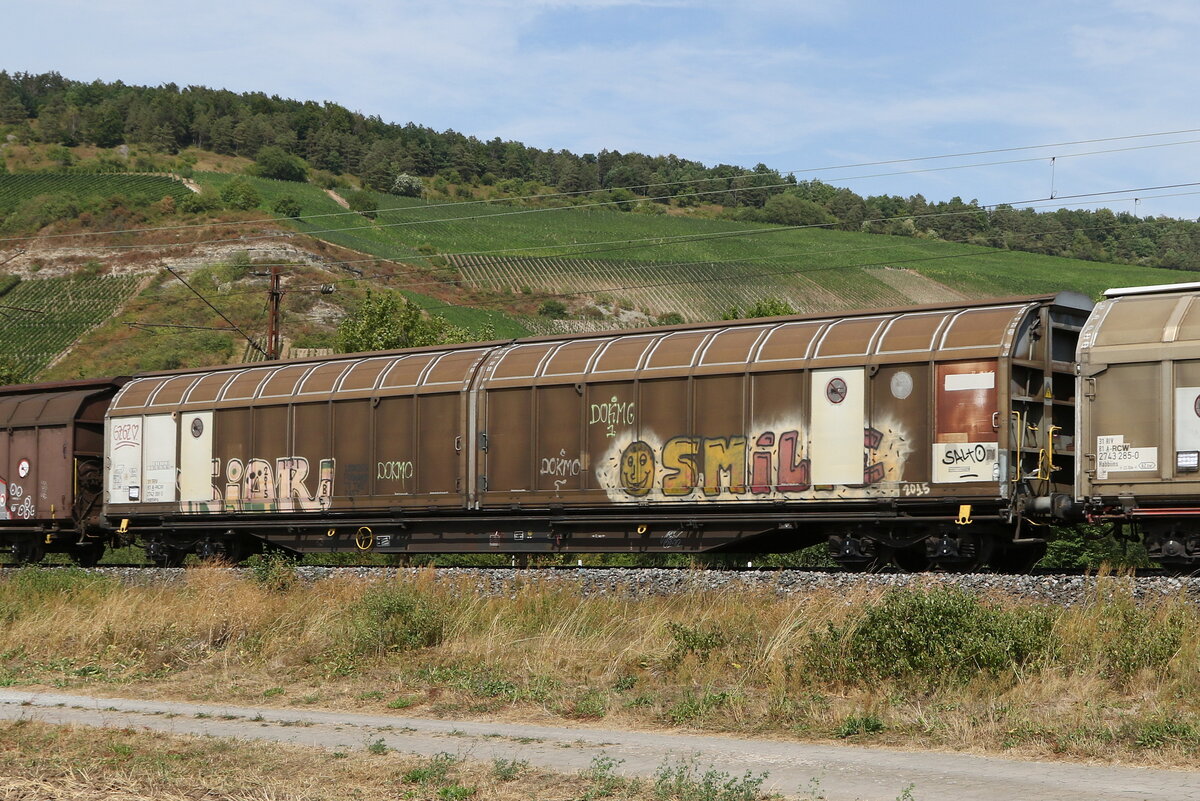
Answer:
[
  {"left": 197, "top": 536, "right": 252, "bottom": 565},
  {"left": 929, "top": 531, "right": 994, "bottom": 573},
  {"left": 69, "top": 540, "right": 106, "bottom": 567},
  {"left": 147, "top": 541, "right": 187, "bottom": 568},
  {"left": 892, "top": 546, "right": 931, "bottom": 573},
  {"left": 11, "top": 539, "right": 45, "bottom": 565},
  {"left": 828, "top": 533, "right": 893, "bottom": 572}
]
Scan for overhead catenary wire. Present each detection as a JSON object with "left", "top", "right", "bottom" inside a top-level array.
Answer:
[
  {"left": 113, "top": 183, "right": 1200, "bottom": 315},
  {"left": 161, "top": 265, "right": 268, "bottom": 358},
  {"left": 1, "top": 128, "right": 1199, "bottom": 246},
  {"left": 117, "top": 181, "right": 1200, "bottom": 306},
  {"left": 118, "top": 186, "right": 1200, "bottom": 332},
  {"left": 4, "top": 130, "right": 1197, "bottom": 343}
]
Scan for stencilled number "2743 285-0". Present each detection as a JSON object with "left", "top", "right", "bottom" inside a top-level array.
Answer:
[{"left": 900, "top": 482, "right": 930, "bottom": 497}]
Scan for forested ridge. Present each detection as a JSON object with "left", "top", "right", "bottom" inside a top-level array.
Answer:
[{"left": 2, "top": 70, "right": 1199, "bottom": 271}]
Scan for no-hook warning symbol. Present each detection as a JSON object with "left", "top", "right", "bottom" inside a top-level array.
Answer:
[{"left": 826, "top": 377, "right": 848, "bottom": 404}]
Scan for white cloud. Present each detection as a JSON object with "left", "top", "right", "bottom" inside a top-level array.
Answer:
[{"left": 1068, "top": 24, "right": 1182, "bottom": 67}]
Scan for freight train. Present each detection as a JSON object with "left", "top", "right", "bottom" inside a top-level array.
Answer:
[{"left": 3, "top": 281, "right": 1200, "bottom": 572}]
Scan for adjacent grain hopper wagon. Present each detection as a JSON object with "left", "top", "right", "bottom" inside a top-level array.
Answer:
[{"left": 0, "top": 378, "right": 126, "bottom": 564}]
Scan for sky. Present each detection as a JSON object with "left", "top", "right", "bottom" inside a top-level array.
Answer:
[{"left": 7, "top": 0, "right": 1200, "bottom": 219}]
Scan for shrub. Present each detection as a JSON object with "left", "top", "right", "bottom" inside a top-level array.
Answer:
[
  {"left": 180, "top": 188, "right": 222, "bottom": 214},
  {"left": 252, "top": 146, "right": 308, "bottom": 182},
  {"left": 538, "top": 299, "right": 568, "bottom": 319},
  {"left": 835, "top": 714, "right": 885, "bottom": 738},
  {"left": 570, "top": 688, "right": 608, "bottom": 719},
  {"left": 244, "top": 552, "right": 299, "bottom": 592},
  {"left": 271, "top": 195, "right": 302, "bottom": 218},
  {"left": 804, "top": 587, "right": 1056, "bottom": 687},
  {"left": 664, "top": 622, "right": 727, "bottom": 669},
  {"left": 491, "top": 758, "right": 528, "bottom": 782},
  {"left": 652, "top": 757, "right": 766, "bottom": 801},
  {"left": 346, "top": 583, "right": 445, "bottom": 655},
  {"left": 346, "top": 190, "right": 377, "bottom": 219},
  {"left": 219, "top": 178, "right": 261, "bottom": 211},
  {"left": 390, "top": 173, "right": 424, "bottom": 197}
]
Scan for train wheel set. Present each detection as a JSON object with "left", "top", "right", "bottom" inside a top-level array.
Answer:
[{"left": 4, "top": 282, "right": 1200, "bottom": 573}]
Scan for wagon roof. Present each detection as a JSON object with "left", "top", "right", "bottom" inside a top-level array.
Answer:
[
  {"left": 0, "top": 379, "right": 126, "bottom": 428},
  {"left": 1081, "top": 283, "right": 1200, "bottom": 355},
  {"left": 108, "top": 292, "right": 1090, "bottom": 415}
]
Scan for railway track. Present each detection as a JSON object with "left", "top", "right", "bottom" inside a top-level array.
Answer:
[
  {"left": 4, "top": 563, "right": 1195, "bottom": 608},
  {"left": 0, "top": 561, "right": 1172, "bottom": 577}
]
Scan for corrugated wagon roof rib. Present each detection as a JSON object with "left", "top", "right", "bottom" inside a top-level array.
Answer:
[
  {"left": 874, "top": 311, "right": 944, "bottom": 354},
  {"left": 699, "top": 325, "right": 772, "bottom": 367},
  {"left": 757, "top": 321, "right": 824, "bottom": 363},
  {"left": 259, "top": 364, "right": 319, "bottom": 398},
  {"left": 934, "top": 304, "right": 1027, "bottom": 352},
  {"left": 643, "top": 331, "right": 715, "bottom": 370}
]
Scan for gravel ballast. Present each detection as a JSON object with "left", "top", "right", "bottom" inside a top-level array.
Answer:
[{"left": 75, "top": 566, "right": 1200, "bottom": 605}]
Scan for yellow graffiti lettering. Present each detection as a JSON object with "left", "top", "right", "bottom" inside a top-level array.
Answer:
[
  {"left": 662, "top": 436, "right": 699, "bottom": 496},
  {"left": 702, "top": 437, "right": 747, "bottom": 495}
]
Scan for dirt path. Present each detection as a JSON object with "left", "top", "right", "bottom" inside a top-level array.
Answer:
[
  {"left": 2, "top": 690, "right": 1196, "bottom": 800},
  {"left": 325, "top": 188, "right": 350, "bottom": 208}
]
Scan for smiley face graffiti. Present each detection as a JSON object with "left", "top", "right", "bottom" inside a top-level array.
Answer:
[{"left": 619, "top": 441, "right": 656, "bottom": 496}]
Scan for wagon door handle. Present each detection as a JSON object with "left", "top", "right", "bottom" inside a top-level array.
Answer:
[
  {"left": 454, "top": 436, "right": 462, "bottom": 453},
  {"left": 991, "top": 412, "right": 1000, "bottom": 430}
]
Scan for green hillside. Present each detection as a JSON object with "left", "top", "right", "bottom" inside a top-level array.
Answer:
[
  {"left": 0, "top": 166, "right": 1194, "bottom": 383},
  {"left": 187, "top": 173, "right": 1189, "bottom": 320}
]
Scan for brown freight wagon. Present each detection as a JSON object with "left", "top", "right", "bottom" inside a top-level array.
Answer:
[
  {"left": 0, "top": 377, "right": 126, "bottom": 564},
  {"left": 104, "top": 292, "right": 1091, "bottom": 570},
  {"left": 1077, "top": 281, "right": 1200, "bottom": 571}
]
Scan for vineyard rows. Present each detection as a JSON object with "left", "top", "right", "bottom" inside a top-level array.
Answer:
[
  {"left": 450, "top": 254, "right": 929, "bottom": 320},
  {"left": 0, "top": 275, "right": 143, "bottom": 377},
  {"left": 0, "top": 174, "right": 192, "bottom": 206},
  {"left": 191, "top": 175, "right": 1189, "bottom": 314}
]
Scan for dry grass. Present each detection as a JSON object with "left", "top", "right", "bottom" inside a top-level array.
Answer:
[
  {"left": 0, "top": 719, "right": 644, "bottom": 801},
  {"left": 2, "top": 565, "right": 1199, "bottom": 767}
]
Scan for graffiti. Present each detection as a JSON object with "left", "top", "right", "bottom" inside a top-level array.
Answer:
[
  {"left": 940, "top": 444, "right": 991, "bottom": 465},
  {"left": 11, "top": 496, "right": 34, "bottom": 519},
  {"left": 5, "top": 480, "right": 33, "bottom": 520},
  {"left": 111, "top": 422, "right": 141, "bottom": 450},
  {"left": 540, "top": 451, "right": 582, "bottom": 478},
  {"left": 932, "top": 441, "right": 999, "bottom": 483},
  {"left": 183, "top": 456, "right": 335, "bottom": 513},
  {"left": 601, "top": 418, "right": 911, "bottom": 502},
  {"left": 619, "top": 441, "right": 655, "bottom": 496},
  {"left": 540, "top": 450, "right": 583, "bottom": 493},
  {"left": 377, "top": 460, "right": 415, "bottom": 481},
  {"left": 0, "top": 478, "right": 6, "bottom": 520},
  {"left": 590, "top": 396, "right": 635, "bottom": 438}
]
